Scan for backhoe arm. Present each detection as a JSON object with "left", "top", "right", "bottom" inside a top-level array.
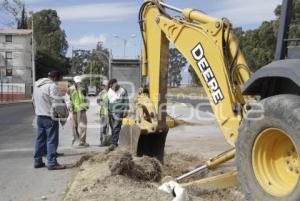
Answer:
[{"left": 140, "top": 1, "right": 251, "bottom": 146}]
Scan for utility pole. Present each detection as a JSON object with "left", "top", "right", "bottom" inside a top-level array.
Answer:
[
  {"left": 90, "top": 61, "right": 93, "bottom": 86},
  {"left": 0, "top": 67, "right": 2, "bottom": 102},
  {"left": 29, "top": 11, "right": 36, "bottom": 85}
]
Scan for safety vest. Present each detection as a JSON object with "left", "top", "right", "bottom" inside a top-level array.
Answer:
[
  {"left": 70, "top": 86, "right": 88, "bottom": 112},
  {"left": 99, "top": 89, "right": 109, "bottom": 115}
]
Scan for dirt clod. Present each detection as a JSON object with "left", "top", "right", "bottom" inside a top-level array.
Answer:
[
  {"left": 108, "top": 151, "right": 134, "bottom": 176},
  {"left": 131, "top": 155, "right": 162, "bottom": 182},
  {"left": 108, "top": 151, "right": 162, "bottom": 182}
]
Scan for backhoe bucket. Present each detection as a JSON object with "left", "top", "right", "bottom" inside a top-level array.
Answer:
[{"left": 119, "top": 124, "right": 168, "bottom": 163}]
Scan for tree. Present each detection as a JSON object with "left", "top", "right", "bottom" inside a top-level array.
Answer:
[
  {"left": 29, "top": 10, "right": 68, "bottom": 57},
  {"left": 71, "top": 42, "right": 110, "bottom": 86},
  {"left": 235, "top": 0, "right": 300, "bottom": 71},
  {"left": 29, "top": 9, "right": 70, "bottom": 79},
  {"left": 188, "top": 65, "right": 202, "bottom": 86},
  {"left": 168, "top": 48, "right": 187, "bottom": 87},
  {"left": 0, "top": 0, "right": 25, "bottom": 27},
  {"left": 17, "top": 5, "right": 28, "bottom": 29},
  {"left": 71, "top": 49, "right": 91, "bottom": 75}
]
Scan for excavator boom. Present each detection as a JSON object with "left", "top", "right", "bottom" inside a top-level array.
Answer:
[
  {"left": 120, "top": 0, "right": 251, "bottom": 159},
  {"left": 120, "top": 1, "right": 300, "bottom": 201}
]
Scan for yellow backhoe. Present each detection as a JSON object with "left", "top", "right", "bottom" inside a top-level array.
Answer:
[{"left": 119, "top": 0, "right": 300, "bottom": 200}]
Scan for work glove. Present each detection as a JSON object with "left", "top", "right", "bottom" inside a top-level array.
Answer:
[{"left": 159, "top": 181, "right": 189, "bottom": 201}]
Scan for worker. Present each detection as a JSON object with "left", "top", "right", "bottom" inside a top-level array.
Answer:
[
  {"left": 67, "top": 76, "right": 90, "bottom": 148},
  {"left": 107, "top": 79, "right": 129, "bottom": 149},
  {"left": 97, "top": 80, "right": 111, "bottom": 146},
  {"left": 32, "top": 71, "right": 66, "bottom": 170}
]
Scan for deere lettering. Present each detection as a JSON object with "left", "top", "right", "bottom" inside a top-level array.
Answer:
[{"left": 191, "top": 43, "right": 224, "bottom": 104}]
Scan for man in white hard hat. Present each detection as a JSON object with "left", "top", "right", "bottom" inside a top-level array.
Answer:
[{"left": 66, "top": 76, "right": 89, "bottom": 147}]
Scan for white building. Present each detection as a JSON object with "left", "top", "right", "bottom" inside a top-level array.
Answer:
[{"left": 0, "top": 29, "right": 33, "bottom": 98}]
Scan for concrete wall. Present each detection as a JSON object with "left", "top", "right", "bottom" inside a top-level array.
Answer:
[
  {"left": 0, "top": 83, "right": 25, "bottom": 102},
  {"left": 110, "top": 59, "right": 141, "bottom": 97},
  {"left": 288, "top": 46, "right": 300, "bottom": 59},
  {"left": 0, "top": 33, "right": 33, "bottom": 98}
]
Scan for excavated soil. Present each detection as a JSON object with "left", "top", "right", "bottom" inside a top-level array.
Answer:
[
  {"left": 108, "top": 150, "right": 162, "bottom": 182},
  {"left": 63, "top": 150, "right": 245, "bottom": 201}
]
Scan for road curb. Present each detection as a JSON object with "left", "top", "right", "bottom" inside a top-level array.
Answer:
[{"left": 0, "top": 100, "right": 32, "bottom": 106}]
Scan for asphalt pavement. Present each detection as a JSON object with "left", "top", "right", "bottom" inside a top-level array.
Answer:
[
  {"left": 0, "top": 97, "right": 215, "bottom": 201},
  {"left": 0, "top": 101, "right": 104, "bottom": 201},
  {"left": 168, "top": 95, "right": 212, "bottom": 112}
]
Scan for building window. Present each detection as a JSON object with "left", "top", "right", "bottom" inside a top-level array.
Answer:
[
  {"left": 5, "top": 52, "right": 12, "bottom": 60},
  {"left": 6, "top": 68, "right": 12, "bottom": 76},
  {"left": 5, "top": 52, "right": 12, "bottom": 68},
  {"left": 5, "top": 35, "right": 12, "bottom": 43}
]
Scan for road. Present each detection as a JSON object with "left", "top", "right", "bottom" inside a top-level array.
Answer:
[
  {"left": 0, "top": 102, "right": 103, "bottom": 201},
  {"left": 0, "top": 98, "right": 218, "bottom": 201},
  {"left": 0, "top": 103, "right": 73, "bottom": 201},
  {"left": 168, "top": 95, "right": 212, "bottom": 112}
]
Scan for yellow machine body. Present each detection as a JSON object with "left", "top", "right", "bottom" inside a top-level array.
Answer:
[{"left": 120, "top": 1, "right": 300, "bottom": 199}]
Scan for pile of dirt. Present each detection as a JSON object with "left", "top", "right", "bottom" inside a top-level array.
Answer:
[
  {"left": 108, "top": 151, "right": 133, "bottom": 176},
  {"left": 64, "top": 150, "right": 245, "bottom": 201},
  {"left": 63, "top": 150, "right": 172, "bottom": 201},
  {"left": 163, "top": 152, "right": 207, "bottom": 182},
  {"left": 108, "top": 150, "right": 162, "bottom": 182}
]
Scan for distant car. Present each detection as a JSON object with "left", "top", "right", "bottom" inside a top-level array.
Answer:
[{"left": 88, "top": 86, "right": 97, "bottom": 96}]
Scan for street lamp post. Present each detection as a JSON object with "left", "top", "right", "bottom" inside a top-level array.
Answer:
[
  {"left": 29, "top": 11, "right": 36, "bottom": 85},
  {"left": 113, "top": 34, "right": 136, "bottom": 58},
  {"left": 95, "top": 48, "right": 112, "bottom": 79}
]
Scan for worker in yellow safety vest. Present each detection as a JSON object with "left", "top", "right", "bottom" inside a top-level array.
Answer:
[{"left": 67, "top": 76, "right": 89, "bottom": 147}]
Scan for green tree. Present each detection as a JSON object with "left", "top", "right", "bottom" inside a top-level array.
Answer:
[
  {"left": 188, "top": 65, "right": 202, "bottom": 86},
  {"left": 29, "top": 9, "right": 70, "bottom": 79},
  {"left": 168, "top": 48, "right": 187, "bottom": 87},
  {"left": 17, "top": 5, "right": 27, "bottom": 29},
  {"left": 235, "top": 0, "right": 300, "bottom": 71},
  {"left": 30, "top": 10, "right": 68, "bottom": 56},
  {"left": 71, "top": 49, "right": 91, "bottom": 75},
  {"left": 71, "top": 42, "right": 109, "bottom": 87},
  {"left": 0, "top": 0, "right": 25, "bottom": 27}
]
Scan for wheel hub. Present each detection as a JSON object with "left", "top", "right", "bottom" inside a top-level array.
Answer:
[{"left": 252, "top": 128, "right": 300, "bottom": 197}]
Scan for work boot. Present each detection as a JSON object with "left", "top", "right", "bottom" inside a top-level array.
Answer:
[
  {"left": 79, "top": 142, "right": 90, "bottom": 147},
  {"left": 56, "top": 152, "right": 64, "bottom": 157},
  {"left": 34, "top": 162, "right": 46, "bottom": 169},
  {"left": 48, "top": 163, "right": 66, "bottom": 170},
  {"left": 73, "top": 142, "right": 89, "bottom": 149}
]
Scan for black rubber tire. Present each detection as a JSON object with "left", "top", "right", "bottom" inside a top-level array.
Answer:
[{"left": 236, "top": 95, "right": 300, "bottom": 201}]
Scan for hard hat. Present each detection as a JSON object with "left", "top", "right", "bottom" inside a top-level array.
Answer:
[
  {"left": 73, "top": 76, "right": 82, "bottom": 83},
  {"left": 102, "top": 80, "right": 108, "bottom": 86}
]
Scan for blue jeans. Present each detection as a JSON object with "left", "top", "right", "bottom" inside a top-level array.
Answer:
[
  {"left": 110, "top": 113, "right": 123, "bottom": 146},
  {"left": 34, "top": 116, "right": 59, "bottom": 167},
  {"left": 100, "top": 115, "right": 109, "bottom": 142}
]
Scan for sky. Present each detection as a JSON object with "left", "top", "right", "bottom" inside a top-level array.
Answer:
[{"left": 0, "top": 0, "right": 282, "bottom": 59}]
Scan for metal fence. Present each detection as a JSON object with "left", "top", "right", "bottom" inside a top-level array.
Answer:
[{"left": 0, "top": 83, "right": 26, "bottom": 102}]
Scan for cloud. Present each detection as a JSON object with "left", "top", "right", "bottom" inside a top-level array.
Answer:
[
  {"left": 56, "top": 2, "right": 138, "bottom": 22},
  {"left": 210, "top": 0, "right": 282, "bottom": 27},
  {"left": 69, "top": 34, "right": 106, "bottom": 46}
]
